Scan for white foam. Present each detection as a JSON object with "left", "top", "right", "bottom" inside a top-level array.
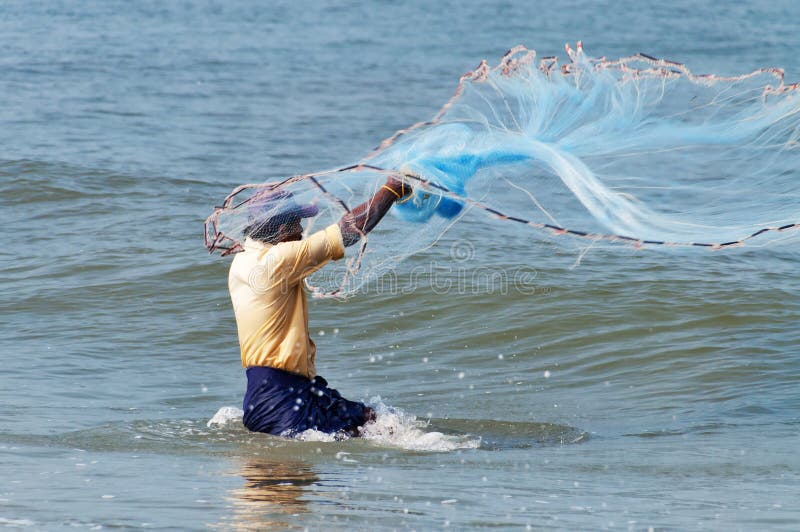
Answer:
[
  {"left": 291, "top": 428, "right": 340, "bottom": 443},
  {"left": 207, "top": 406, "right": 244, "bottom": 427}
]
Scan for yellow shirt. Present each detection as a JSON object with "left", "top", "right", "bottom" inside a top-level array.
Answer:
[{"left": 228, "top": 224, "right": 345, "bottom": 379}]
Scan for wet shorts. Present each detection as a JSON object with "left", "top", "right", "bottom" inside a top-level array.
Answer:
[{"left": 242, "top": 366, "right": 369, "bottom": 437}]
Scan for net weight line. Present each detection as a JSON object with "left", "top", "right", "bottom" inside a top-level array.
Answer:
[{"left": 205, "top": 161, "right": 800, "bottom": 255}]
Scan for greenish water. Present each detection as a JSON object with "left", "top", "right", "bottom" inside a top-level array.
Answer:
[{"left": 2, "top": 1, "right": 800, "bottom": 529}]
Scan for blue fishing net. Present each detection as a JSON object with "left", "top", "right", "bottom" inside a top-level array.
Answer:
[{"left": 206, "top": 44, "right": 800, "bottom": 297}]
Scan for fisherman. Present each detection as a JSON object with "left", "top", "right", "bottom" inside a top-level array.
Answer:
[{"left": 228, "top": 176, "right": 412, "bottom": 437}]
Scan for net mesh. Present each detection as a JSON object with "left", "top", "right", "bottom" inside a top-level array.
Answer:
[{"left": 206, "top": 43, "right": 800, "bottom": 297}]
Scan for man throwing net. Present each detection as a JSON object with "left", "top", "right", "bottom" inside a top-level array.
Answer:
[{"left": 227, "top": 176, "right": 411, "bottom": 437}]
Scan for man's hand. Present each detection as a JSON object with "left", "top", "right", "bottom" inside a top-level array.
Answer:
[{"left": 384, "top": 175, "right": 413, "bottom": 202}]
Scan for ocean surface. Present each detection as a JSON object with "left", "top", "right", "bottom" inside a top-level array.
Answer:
[{"left": 2, "top": 1, "right": 800, "bottom": 529}]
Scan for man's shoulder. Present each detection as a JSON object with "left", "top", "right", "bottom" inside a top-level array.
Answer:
[
  {"left": 229, "top": 244, "right": 276, "bottom": 279},
  {"left": 271, "top": 225, "right": 342, "bottom": 256}
]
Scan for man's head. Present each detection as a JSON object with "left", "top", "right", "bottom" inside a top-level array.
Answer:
[{"left": 244, "top": 189, "right": 319, "bottom": 244}]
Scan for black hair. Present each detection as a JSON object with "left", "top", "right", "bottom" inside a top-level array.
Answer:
[{"left": 243, "top": 214, "right": 299, "bottom": 243}]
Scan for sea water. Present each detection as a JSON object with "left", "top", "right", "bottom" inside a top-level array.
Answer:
[{"left": 2, "top": 1, "right": 800, "bottom": 529}]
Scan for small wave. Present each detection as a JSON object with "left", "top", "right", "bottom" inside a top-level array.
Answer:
[
  {"left": 0, "top": 517, "right": 36, "bottom": 527},
  {"left": 206, "top": 402, "right": 586, "bottom": 451}
]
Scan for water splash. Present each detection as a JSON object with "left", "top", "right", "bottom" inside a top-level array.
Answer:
[
  {"left": 208, "top": 401, "right": 480, "bottom": 452},
  {"left": 207, "top": 406, "right": 245, "bottom": 428},
  {"left": 357, "top": 398, "right": 480, "bottom": 452}
]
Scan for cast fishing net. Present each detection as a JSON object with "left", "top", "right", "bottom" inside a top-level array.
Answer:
[{"left": 205, "top": 43, "right": 800, "bottom": 297}]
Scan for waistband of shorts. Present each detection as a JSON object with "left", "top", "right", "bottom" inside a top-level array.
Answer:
[{"left": 246, "top": 365, "right": 311, "bottom": 384}]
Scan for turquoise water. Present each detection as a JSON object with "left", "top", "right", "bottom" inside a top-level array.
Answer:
[{"left": 2, "top": 1, "right": 800, "bottom": 529}]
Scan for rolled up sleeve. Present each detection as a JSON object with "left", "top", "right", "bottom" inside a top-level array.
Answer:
[{"left": 276, "top": 223, "right": 345, "bottom": 285}]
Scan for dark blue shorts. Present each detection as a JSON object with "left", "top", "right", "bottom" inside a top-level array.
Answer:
[{"left": 242, "top": 366, "right": 369, "bottom": 437}]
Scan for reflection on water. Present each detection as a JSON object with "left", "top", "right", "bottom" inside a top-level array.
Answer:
[{"left": 218, "top": 458, "right": 318, "bottom": 530}]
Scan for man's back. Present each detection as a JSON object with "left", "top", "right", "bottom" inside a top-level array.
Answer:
[{"left": 228, "top": 224, "right": 344, "bottom": 378}]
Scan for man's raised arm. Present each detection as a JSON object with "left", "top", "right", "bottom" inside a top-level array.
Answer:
[{"left": 338, "top": 176, "right": 412, "bottom": 247}]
